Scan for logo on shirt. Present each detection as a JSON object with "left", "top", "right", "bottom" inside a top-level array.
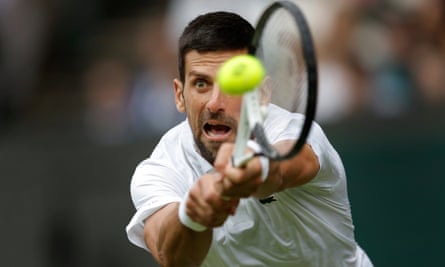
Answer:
[{"left": 259, "top": 195, "right": 277, "bottom": 204}]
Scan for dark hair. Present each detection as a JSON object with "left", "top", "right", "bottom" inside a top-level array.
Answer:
[{"left": 178, "top": 11, "right": 254, "bottom": 82}]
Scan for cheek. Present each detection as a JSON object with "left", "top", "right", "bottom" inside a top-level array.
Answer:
[
  {"left": 184, "top": 97, "right": 205, "bottom": 123},
  {"left": 227, "top": 99, "right": 242, "bottom": 116},
  {"left": 185, "top": 92, "right": 206, "bottom": 114}
]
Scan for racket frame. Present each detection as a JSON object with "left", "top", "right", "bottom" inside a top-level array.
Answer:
[{"left": 232, "top": 0, "right": 318, "bottom": 166}]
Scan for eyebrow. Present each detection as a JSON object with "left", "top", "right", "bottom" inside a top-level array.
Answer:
[{"left": 188, "top": 71, "right": 212, "bottom": 80}]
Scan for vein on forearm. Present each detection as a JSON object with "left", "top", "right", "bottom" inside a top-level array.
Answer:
[{"left": 145, "top": 203, "right": 212, "bottom": 267}]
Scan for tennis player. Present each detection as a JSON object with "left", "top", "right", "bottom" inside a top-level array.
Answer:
[{"left": 126, "top": 11, "right": 373, "bottom": 267}]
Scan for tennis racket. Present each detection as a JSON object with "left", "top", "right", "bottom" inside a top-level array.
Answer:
[{"left": 232, "top": 0, "right": 318, "bottom": 169}]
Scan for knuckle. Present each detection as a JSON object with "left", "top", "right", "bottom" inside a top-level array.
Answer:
[
  {"left": 229, "top": 173, "right": 244, "bottom": 185},
  {"left": 203, "top": 192, "right": 218, "bottom": 204}
]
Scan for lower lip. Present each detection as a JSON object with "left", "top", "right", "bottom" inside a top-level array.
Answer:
[{"left": 203, "top": 129, "right": 232, "bottom": 142}]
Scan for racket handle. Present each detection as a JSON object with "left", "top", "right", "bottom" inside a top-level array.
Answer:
[{"left": 232, "top": 140, "right": 269, "bottom": 182}]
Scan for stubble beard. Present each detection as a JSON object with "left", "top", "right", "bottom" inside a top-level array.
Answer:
[
  {"left": 193, "top": 111, "right": 237, "bottom": 165},
  {"left": 195, "top": 137, "right": 218, "bottom": 165}
]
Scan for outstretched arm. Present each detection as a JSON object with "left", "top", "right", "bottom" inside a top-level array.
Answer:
[
  {"left": 256, "top": 142, "right": 320, "bottom": 198},
  {"left": 215, "top": 142, "right": 320, "bottom": 199},
  {"left": 143, "top": 170, "right": 240, "bottom": 267},
  {"left": 142, "top": 141, "right": 316, "bottom": 266},
  {"left": 144, "top": 202, "right": 211, "bottom": 267}
]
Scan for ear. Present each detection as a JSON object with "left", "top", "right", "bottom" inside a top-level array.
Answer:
[
  {"left": 259, "top": 76, "right": 272, "bottom": 105},
  {"left": 174, "top": 78, "right": 185, "bottom": 113}
]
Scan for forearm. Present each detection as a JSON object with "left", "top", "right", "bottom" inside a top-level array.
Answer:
[
  {"left": 144, "top": 203, "right": 212, "bottom": 267},
  {"left": 254, "top": 144, "right": 319, "bottom": 198}
]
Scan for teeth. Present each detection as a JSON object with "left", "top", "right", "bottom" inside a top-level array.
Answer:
[{"left": 205, "top": 123, "right": 230, "bottom": 137}]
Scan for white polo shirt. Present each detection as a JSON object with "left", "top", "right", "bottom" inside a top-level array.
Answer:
[{"left": 126, "top": 105, "right": 373, "bottom": 267}]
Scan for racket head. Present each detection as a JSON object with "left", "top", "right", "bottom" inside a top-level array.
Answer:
[{"left": 249, "top": 0, "right": 318, "bottom": 161}]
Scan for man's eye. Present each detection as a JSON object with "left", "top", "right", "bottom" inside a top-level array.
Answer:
[{"left": 195, "top": 80, "right": 208, "bottom": 89}]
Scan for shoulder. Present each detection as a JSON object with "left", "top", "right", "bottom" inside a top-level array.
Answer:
[
  {"left": 266, "top": 104, "right": 331, "bottom": 152},
  {"left": 131, "top": 119, "right": 207, "bottom": 193},
  {"left": 266, "top": 105, "right": 345, "bottom": 189},
  {"left": 264, "top": 104, "right": 307, "bottom": 142},
  {"left": 159, "top": 120, "right": 190, "bottom": 146},
  {"left": 266, "top": 104, "right": 305, "bottom": 123},
  {"left": 133, "top": 120, "right": 192, "bottom": 184},
  {"left": 130, "top": 121, "right": 192, "bottom": 207},
  {"left": 151, "top": 120, "right": 191, "bottom": 158},
  {"left": 305, "top": 122, "right": 347, "bottom": 192}
]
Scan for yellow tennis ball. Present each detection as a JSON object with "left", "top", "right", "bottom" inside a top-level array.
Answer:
[{"left": 217, "top": 54, "right": 265, "bottom": 95}]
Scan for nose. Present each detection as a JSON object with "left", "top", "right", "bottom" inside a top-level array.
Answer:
[{"left": 206, "top": 85, "right": 226, "bottom": 113}]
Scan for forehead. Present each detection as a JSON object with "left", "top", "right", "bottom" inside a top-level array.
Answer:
[{"left": 184, "top": 49, "right": 247, "bottom": 75}]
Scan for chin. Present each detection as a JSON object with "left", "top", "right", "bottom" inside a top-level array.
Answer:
[{"left": 195, "top": 138, "right": 220, "bottom": 164}]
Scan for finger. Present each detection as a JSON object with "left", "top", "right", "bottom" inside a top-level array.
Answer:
[
  {"left": 243, "top": 156, "right": 264, "bottom": 180},
  {"left": 222, "top": 178, "right": 255, "bottom": 198},
  {"left": 228, "top": 160, "right": 262, "bottom": 185},
  {"left": 221, "top": 161, "right": 264, "bottom": 198},
  {"left": 188, "top": 178, "right": 234, "bottom": 226},
  {"left": 214, "top": 143, "right": 234, "bottom": 172},
  {"left": 186, "top": 186, "right": 209, "bottom": 224}
]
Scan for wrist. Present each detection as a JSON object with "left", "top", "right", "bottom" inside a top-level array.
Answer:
[{"left": 178, "top": 192, "right": 207, "bottom": 232}]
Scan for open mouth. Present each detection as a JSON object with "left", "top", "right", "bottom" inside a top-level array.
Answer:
[{"left": 203, "top": 122, "right": 232, "bottom": 141}]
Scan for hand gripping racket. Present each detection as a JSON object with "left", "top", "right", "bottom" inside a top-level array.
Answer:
[{"left": 232, "top": 0, "right": 318, "bottom": 171}]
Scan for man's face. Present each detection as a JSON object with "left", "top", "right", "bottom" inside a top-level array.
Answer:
[{"left": 174, "top": 49, "right": 246, "bottom": 164}]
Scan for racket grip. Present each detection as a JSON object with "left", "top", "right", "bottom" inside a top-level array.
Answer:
[
  {"left": 178, "top": 192, "right": 207, "bottom": 232},
  {"left": 247, "top": 140, "right": 269, "bottom": 182}
]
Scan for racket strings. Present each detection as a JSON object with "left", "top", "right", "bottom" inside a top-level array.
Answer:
[
  {"left": 252, "top": 4, "right": 314, "bottom": 157},
  {"left": 257, "top": 9, "right": 308, "bottom": 114}
]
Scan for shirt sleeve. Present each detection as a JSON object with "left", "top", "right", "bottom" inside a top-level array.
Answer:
[
  {"left": 126, "top": 159, "right": 188, "bottom": 250},
  {"left": 304, "top": 121, "right": 346, "bottom": 193},
  {"left": 265, "top": 107, "right": 345, "bottom": 192}
]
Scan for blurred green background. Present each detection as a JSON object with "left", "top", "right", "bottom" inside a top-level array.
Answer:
[{"left": 1, "top": 0, "right": 444, "bottom": 266}]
